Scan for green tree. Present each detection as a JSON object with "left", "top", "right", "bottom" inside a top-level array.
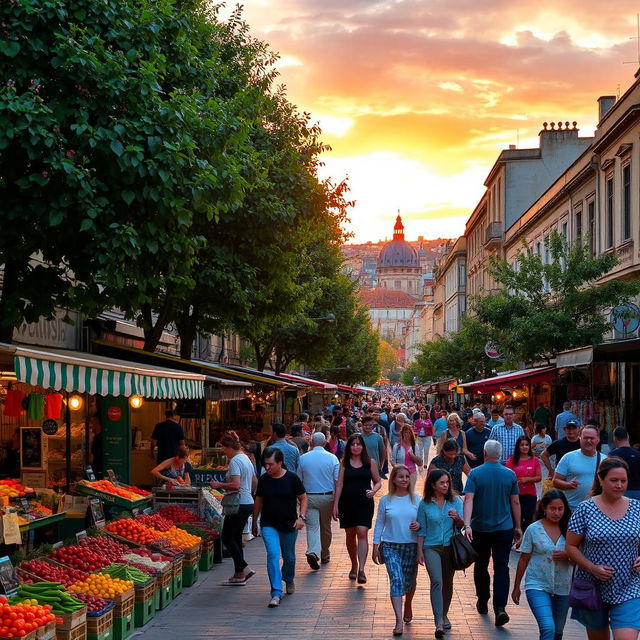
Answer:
[
  {"left": 412, "top": 316, "right": 504, "bottom": 383},
  {"left": 401, "top": 362, "right": 421, "bottom": 386},
  {"left": 378, "top": 340, "right": 399, "bottom": 376},
  {"left": 473, "top": 231, "right": 640, "bottom": 364}
]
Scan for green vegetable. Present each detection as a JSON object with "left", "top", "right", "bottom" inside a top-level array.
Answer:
[{"left": 102, "top": 563, "right": 150, "bottom": 585}]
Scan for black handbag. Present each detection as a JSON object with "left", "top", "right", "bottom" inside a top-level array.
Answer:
[{"left": 450, "top": 531, "right": 478, "bottom": 570}]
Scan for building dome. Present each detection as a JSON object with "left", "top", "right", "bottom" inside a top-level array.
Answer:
[{"left": 378, "top": 215, "right": 419, "bottom": 268}]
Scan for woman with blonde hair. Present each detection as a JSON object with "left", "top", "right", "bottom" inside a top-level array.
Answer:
[
  {"left": 391, "top": 426, "right": 422, "bottom": 492},
  {"left": 373, "top": 465, "right": 420, "bottom": 636},
  {"left": 437, "top": 412, "right": 472, "bottom": 459}
]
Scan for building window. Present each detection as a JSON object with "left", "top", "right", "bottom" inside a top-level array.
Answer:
[
  {"left": 623, "top": 163, "right": 631, "bottom": 240},
  {"left": 588, "top": 200, "right": 596, "bottom": 254},
  {"left": 562, "top": 221, "right": 568, "bottom": 240},
  {"left": 606, "top": 175, "right": 614, "bottom": 248},
  {"left": 575, "top": 208, "right": 583, "bottom": 245},
  {"left": 395, "top": 280, "right": 401, "bottom": 289}
]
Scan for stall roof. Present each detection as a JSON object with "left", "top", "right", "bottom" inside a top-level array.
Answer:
[
  {"left": 337, "top": 384, "right": 364, "bottom": 394},
  {"left": 0, "top": 343, "right": 206, "bottom": 399},
  {"left": 279, "top": 372, "right": 338, "bottom": 390},
  {"left": 216, "top": 363, "right": 306, "bottom": 389},
  {"left": 460, "top": 366, "right": 556, "bottom": 393},
  {"left": 557, "top": 339, "right": 640, "bottom": 367},
  {"left": 355, "top": 385, "right": 377, "bottom": 393}
]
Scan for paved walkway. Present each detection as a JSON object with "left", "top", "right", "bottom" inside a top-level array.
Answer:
[{"left": 136, "top": 472, "right": 584, "bottom": 640}]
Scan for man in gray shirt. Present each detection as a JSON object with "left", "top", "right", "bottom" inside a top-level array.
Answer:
[{"left": 360, "top": 415, "right": 386, "bottom": 470}]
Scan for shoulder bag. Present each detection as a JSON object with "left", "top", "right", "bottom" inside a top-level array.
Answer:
[
  {"left": 450, "top": 528, "right": 478, "bottom": 571},
  {"left": 221, "top": 491, "right": 240, "bottom": 516},
  {"left": 569, "top": 566, "right": 602, "bottom": 611}
]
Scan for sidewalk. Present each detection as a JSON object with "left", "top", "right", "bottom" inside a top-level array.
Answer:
[{"left": 135, "top": 484, "right": 584, "bottom": 639}]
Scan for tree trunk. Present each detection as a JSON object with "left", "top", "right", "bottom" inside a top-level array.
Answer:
[
  {"left": 0, "top": 258, "right": 21, "bottom": 343},
  {"left": 254, "top": 340, "right": 272, "bottom": 371},
  {"left": 142, "top": 297, "right": 174, "bottom": 352},
  {"left": 177, "top": 305, "right": 199, "bottom": 360}
]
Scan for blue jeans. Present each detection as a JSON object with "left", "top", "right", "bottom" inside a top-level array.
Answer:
[
  {"left": 261, "top": 526, "right": 298, "bottom": 597},
  {"left": 526, "top": 589, "right": 570, "bottom": 640}
]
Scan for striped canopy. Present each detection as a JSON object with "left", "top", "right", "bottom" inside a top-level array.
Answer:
[{"left": 14, "top": 350, "right": 205, "bottom": 399}]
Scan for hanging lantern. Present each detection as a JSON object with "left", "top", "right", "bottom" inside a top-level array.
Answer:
[
  {"left": 68, "top": 394, "right": 83, "bottom": 411},
  {"left": 129, "top": 395, "right": 143, "bottom": 409}
]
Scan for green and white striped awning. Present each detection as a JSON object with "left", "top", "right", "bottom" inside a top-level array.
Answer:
[{"left": 13, "top": 347, "right": 205, "bottom": 399}]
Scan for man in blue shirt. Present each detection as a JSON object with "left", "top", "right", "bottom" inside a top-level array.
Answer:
[
  {"left": 488, "top": 405, "right": 524, "bottom": 464},
  {"left": 268, "top": 423, "right": 300, "bottom": 474},
  {"left": 463, "top": 440, "right": 521, "bottom": 627},
  {"left": 464, "top": 413, "right": 492, "bottom": 468},
  {"left": 554, "top": 401, "right": 581, "bottom": 440}
]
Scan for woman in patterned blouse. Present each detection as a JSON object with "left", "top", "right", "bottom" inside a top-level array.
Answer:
[{"left": 565, "top": 457, "right": 640, "bottom": 640}]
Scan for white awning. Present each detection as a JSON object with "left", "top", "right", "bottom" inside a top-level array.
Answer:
[{"left": 556, "top": 347, "right": 594, "bottom": 369}]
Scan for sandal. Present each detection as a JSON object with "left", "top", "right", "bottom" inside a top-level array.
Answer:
[
  {"left": 357, "top": 570, "right": 367, "bottom": 584},
  {"left": 403, "top": 616, "right": 412, "bottom": 624},
  {"left": 348, "top": 570, "right": 357, "bottom": 580},
  {"left": 243, "top": 569, "right": 255, "bottom": 581},
  {"left": 393, "top": 626, "right": 403, "bottom": 636}
]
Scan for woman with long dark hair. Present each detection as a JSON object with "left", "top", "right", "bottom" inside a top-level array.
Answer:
[
  {"left": 333, "top": 433, "right": 381, "bottom": 584},
  {"left": 372, "top": 465, "right": 419, "bottom": 636},
  {"left": 511, "top": 490, "right": 571, "bottom": 640},
  {"left": 506, "top": 435, "right": 541, "bottom": 532},
  {"left": 565, "top": 457, "right": 640, "bottom": 640},
  {"left": 417, "top": 469, "right": 464, "bottom": 638}
]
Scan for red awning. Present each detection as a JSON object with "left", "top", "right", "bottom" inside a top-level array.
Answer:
[
  {"left": 279, "top": 373, "right": 338, "bottom": 390},
  {"left": 460, "top": 366, "right": 556, "bottom": 393},
  {"left": 337, "top": 384, "right": 363, "bottom": 394}
]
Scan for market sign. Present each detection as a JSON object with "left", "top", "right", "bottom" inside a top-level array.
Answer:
[
  {"left": 611, "top": 303, "right": 640, "bottom": 336},
  {"left": 484, "top": 341, "right": 501, "bottom": 359},
  {"left": 41, "top": 419, "right": 58, "bottom": 436},
  {"left": 107, "top": 406, "right": 122, "bottom": 421}
]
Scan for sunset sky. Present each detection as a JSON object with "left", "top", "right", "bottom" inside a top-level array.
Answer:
[{"left": 239, "top": 2, "right": 640, "bottom": 243}]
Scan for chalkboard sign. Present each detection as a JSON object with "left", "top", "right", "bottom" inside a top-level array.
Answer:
[
  {"left": 20, "top": 428, "right": 42, "bottom": 469},
  {"left": 90, "top": 499, "right": 105, "bottom": 528},
  {"left": 41, "top": 419, "right": 58, "bottom": 436},
  {"left": 0, "top": 557, "right": 19, "bottom": 596}
]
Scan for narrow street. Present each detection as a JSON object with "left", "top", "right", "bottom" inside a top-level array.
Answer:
[{"left": 136, "top": 474, "right": 583, "bottom": 640}]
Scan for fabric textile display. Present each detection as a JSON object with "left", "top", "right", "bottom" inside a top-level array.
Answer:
[
  {"left": 44, "top": 393, "right": 63, "bottom": 419},
  {"left": 27, "top": 394, "right": 44, "bottom": 421},
  {"left": 3, "top": 389, "right": 25, "bottom": 417}
]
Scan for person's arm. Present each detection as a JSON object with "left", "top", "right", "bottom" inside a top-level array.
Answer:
[
  {"left": 368, "top": 460, "right": 381, "bottom": 496},
  {"left": 437, "top": 432, "right": 446, "bottom": 453},
  {"left": 332, "top": 465, "right": 345, "bottom": 520},
  {"left": 565, "top": 531, "right": 614, "bottom": 581},
  {"left": 540, "top": 448, "right": 554, "bottom": 474},
  {"left": 552, "top": 472, "right": 578, "bottom": 491},
  {"left": 463, "top": 492, "right": 474, "bottom": 540},
  {"left": 488, "top": 426, "right": 497, "bottom": 441},
  {"left": 510, "top": 493, "right": 522, "bottom": 544},
  {"left": 251, "top": 496, "right": 263, "bottom": 536},
  {"left": 460, "top": 431, "right": 473, "bottom": 459},
  {"left": 511, "top": 552, "right": 531, "bottom": 604},
  {"left": 211, "top": 474, "right": 240, "bottom": 492},
  {"left": 379, "top": 437, "right": 387, "bottom": 467},
  {"left": 182, "top": 471, "right": 191, "bottom": 486},
  {"left": 295, "top": 493, "right": 307, "bottom": 530},
  {"left": 251, "top": 472, "right": 258, "bottom": 492},
  {"left": 151, "top": 458, "right": 173, "bottom": 482},
  {"left": 408, "top": 446, "right": 421, "bottom": 465},
  {"left": 372, "top": 497, "right": 386, "bottom": 564},
  {"left": 462, "top": 460, "right": 471, "bottom": 476},
  {"left": 150, "top": 439, "right": 158, "bottom": 460}
]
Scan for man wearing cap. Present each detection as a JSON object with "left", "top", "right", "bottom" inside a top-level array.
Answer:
[
  {"left": 554, "top": 401, "right": 581, "bottom": 440},
  {"left": 540, "top": 420, "right": 581, "bottom": 475},
  {"left": 297, "top": 432, "right": 340, "bottom": 569}
]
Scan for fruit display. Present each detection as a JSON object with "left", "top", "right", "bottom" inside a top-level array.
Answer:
[
  {"left": 0, "top": 479, "right": 34, "bottom": 499},
  {"left": 177, "top": 522, "right": 218, "bottom": 540},
  {"left": 105, "top": 519, "right": 162, "bottom": 545},
  {"left": 20, "top": 560, "right": 88, "bottom": 587},
  {"left": 68, "top": 573, "right": 133, "bottom": 599},
  {"left": 154, "top": 526, "right": 201, "bottom": 549},
  {"left": 11, "top": 582, "right": 84, "bottom": 615},
  {"left": 79, "top": 535, "right": 129, "bottom": 563},
  {"left": 149, "top": 539, "right": 184, "bottom": 557},
  {"left": 79, "top": 480, "right": 146, "bottom": 502},
  {"left": 124, "top": 485, "right": 151, "bottom": 497},
  {"left": 71, "top": 592, "right": 113, "bottom": 614},
  {"left": 136, "top": 513, "right": 173, "bottom": 532},
  {"left": 50, "top": 545, "right": 111, "bottom": 572},
  {"left": 0, "top": 594, "right": 56, "bottom": 637},
  {"left": 101, "top": 564, "right": 150, "bottom": 586},
  {"left": 157, "top": 505, "right": 199, "bottom": 523}
]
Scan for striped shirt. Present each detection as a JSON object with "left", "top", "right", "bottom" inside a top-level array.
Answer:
[{"left": 489, "top": 423, "right": 524, "bottom": 464}]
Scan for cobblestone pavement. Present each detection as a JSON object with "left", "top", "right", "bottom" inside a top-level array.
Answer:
[{"left": 135, "top": 470, "right": 584, "bottom": 640}]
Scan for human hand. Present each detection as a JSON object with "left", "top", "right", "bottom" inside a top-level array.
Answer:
[
  {"left": 468, "top": 453, "right": 477, "bottom": 461},
  {"left": 294, "top": 517, "right": 305, "bottom": 531},
  {"left": 590, "top": 565, "right": 615, "bottom": 581},
  {"left": 417, "top": 551, "right": 425, "bottom": 566},
  {"left": 332, "top": 506, "right": 339, "bottom": 522},
  {"left": 513, "top": 528, "right": 523, "bottom": 545},
  {"left": 464, "top": 527, "right": 473, "bottom": 542},
  {"left": 552, "top": 550, "right": 568, "bottom": 562},
  {"left": 365, "top": 489, "right": 375, "bottom": 498},
  {"left": 251, "top": 522, "right": 258, "bottom": 537},
  {"left": 372, "top": 545, "right": 381, "bottom": 565},
  {"left": 210, "top": 481, "right": 221, "bottom": 489},
  {"left": 511, "top": 586, "right": 521, "bottom": 605},
  {"left": 569, "top": 479, "right": 579, "bottom": 489},
  {"left": 447, "top": 509, "right": 458, "bottom": 520},
  {"left": 409, "top": 521, "right": 420, "bottom": 532},
  {"left": 634, "top": 556, "right": 640, "bottom": 573}
]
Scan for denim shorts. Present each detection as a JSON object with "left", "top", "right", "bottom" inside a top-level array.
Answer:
[{"left": 572, "top": 597, "right": 640, "bottom": 630}]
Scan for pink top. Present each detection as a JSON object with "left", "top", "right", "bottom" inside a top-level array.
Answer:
[
  {"left": 506, "top": 456, "right": 541, "bottom": 496},
  {"left": 413, "top": 419, "right": 433, "bottom": 437}
]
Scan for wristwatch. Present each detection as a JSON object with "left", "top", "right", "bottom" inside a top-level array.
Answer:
[{"left": 298, "top": 514, "right": 307, "bottom": 521}]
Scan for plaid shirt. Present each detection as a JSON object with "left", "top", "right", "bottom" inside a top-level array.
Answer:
[{"left": 489, "top": 423, "right": 525, "bottom": 463}]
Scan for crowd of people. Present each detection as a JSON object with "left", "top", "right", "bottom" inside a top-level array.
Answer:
[{"left": 214, "top": 396, "right": 640, "bottom": 640}]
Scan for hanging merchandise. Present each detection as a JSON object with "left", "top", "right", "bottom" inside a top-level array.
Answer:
[
  {"left": 27, "top": 393, "right": 45, "bottom": 421},
  {"left": 3, "top": 388, "right": 25, "bottom": 417},
  {"left": 44, "top": 393, "right": 63, "bottom": 419}
]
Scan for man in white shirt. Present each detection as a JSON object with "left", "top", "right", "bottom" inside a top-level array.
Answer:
[
  {"left": 553, "top": 426, "right": 605, "bottom": 510},
  {"left": 297, "top": 432, "right": 340, "bottom": 569}
]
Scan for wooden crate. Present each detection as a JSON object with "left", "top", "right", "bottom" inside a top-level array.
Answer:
[
  {"left": 86, "top": 608, "right": 113, "bottom": 638},
  {"left": 57, "top": 606, "right": 88, "bottom": 631},
  {"left": 56, "top": 622, "right": 87, "bottom": 640},
  {"left": 112, "top": 588, "right": 135, "bottom": 607}
]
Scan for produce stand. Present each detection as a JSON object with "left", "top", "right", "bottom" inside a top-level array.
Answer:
[
  {"left": 133, "top": 578, "right": 156, "bottom": 628},
  {"left": 189, "top": 467, "right": 228, "bottom": 486},
  {"left": 76, "top": 482, "right": 150, "bottom": 512},
  {"left": 19, "top": 511, "right": 67, "bottom": 533}
]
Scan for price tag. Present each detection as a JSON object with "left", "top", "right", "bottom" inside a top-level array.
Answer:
[
  {"left": 90, "top": 499, "right": 105, "bottom": 528},
  {"left": 53, "top": 541, "right": 64, "bottom": 550},
  {"left": 106, "top": 469, "right": 117, "bottom": 483},
  {"left": 20, "top": 499, "right": 30, "bottom": 513},
  {"left": 0, "top": 557, "right": 19, "bottom": 597},
  {"left": 76, "top": 530, "right": 87, "bottom": 543},
  {"left": 2, "top": 514, "right": 21, "bottom": 546},
  {"left": 84, "top": 466, "right": 96, "bottom": 481}
]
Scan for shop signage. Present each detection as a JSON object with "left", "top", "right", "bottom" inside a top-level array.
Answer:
[
  {"left": 20, "top": 428, "right": 43, "bottom": 469},
  {"left": 107, "top": 406, "right": 122, "bottom": 421},
  {"left": 190, "top": 468, "right": 228, "bottom": 486},
  {"left": 611, "top": 303, "right": 640, "bottom": 336},
  {"left": 76, "top": 530, "right": 87, "bottom": 543},
  {"left": 484, "top": 341, "right": 501, "bottom": 359},
  {"left": 41, "top": 419, "right": 58, "bottom": 436},
  {"left": 12, "top": 310, "right": 80, "bottom": 350}
]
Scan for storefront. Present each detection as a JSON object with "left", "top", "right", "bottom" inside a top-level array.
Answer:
[{"left": 0, "top": 343, "right": 206, "bottom": 489}]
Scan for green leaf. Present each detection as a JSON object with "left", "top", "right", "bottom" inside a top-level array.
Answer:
[
  {"left": 0, "top": 41, "right": 21, "bottom": 58},
  {"left": 121, "top": 190, "right": 135, "bottom": 205},
  {"left": 110, "top": 140, "right": 124, "bottom": 156}
]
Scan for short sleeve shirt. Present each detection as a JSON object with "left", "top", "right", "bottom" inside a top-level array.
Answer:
[
  {"left": 568, "top": 498, "right": 640, "bottom": 604},
  {"left": 464, "top": 427, "right": 492, "bottom": 468},
  {"left": 506, "top": 456, "right": 541, "bottom": 496},
  {"left": 546, "top": 438, "right": 580, "bottom": 464},
  {"left": 228, "top": 453, "right": 255, "bottom": 505},
  {"left": 555, "top": 450, "right": 606, "bottom": 508},
  {"left": 151, "top": 420, "right": 185, "bottom": 463},
  {"left": 464, "top": 461, "right": 519, "bottom": 532},
  {"left": 430, "top": 455, "right": 465, "bottom": 493},
  {"left": 256, "top": 471, "right": 306, "bottom": 532},
  {"left": 520, "top": 520, "right": 570, "bottom": 595},
  {"left": 609, "top": 446, "right": 640, "bottom": 491},
  {"left": 362, "top": 432, "right": 385, "bottom": 468}
]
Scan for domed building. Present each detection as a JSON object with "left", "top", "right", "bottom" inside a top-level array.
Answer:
[{"left": 377, "top": 216, "right": 422, "bottom": 298}]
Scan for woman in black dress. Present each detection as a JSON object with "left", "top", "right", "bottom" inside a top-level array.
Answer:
[{"left": 333, "top": 433, "right": 382, "bottom": 584}]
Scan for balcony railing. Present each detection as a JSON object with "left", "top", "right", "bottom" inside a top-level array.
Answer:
[{"left": 485, "top": 221, "right": 502, "bottom": 249}]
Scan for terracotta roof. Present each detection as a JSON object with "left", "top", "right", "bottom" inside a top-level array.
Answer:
[{"left": 359, "top": 288, "right": 418, "bottom": 309}]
